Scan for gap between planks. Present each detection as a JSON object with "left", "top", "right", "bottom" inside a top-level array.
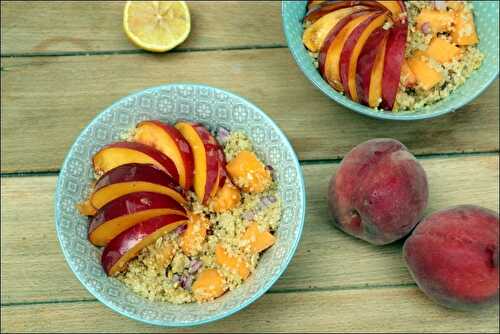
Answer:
[{"left": 1, "top": 151, "right": 498, "bottom": 177}]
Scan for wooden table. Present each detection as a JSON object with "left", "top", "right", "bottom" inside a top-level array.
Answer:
[{"left": 1, "top": 1, "right": 499, "bottom": 332}]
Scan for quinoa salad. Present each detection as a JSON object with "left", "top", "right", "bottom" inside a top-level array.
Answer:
[
  {"left": 114, "top": 131, "right": 281, "bottom": 304},
  {"left": 302, "top": 0, "right": 484, "bottom": 112}
]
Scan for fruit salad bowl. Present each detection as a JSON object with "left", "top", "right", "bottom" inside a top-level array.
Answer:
[
  {"left": 55, "top": 83, "right": 306, "bottom": 327},
  {"left": 281, "top": 0, "right": 499, "bottom": 121}
]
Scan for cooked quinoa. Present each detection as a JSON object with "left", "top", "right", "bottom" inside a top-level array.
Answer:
[
  {"left": 394, "top": 1, "right": 484, "bottom": 111},
  {"left": 303, "top": 1, "right": 484, "bottom": 112},
  {"left": 116, "top": 132, "right": 282, "bottom": 304}
]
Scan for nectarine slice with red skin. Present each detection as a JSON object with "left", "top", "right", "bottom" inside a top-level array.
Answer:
[
  {"left": 134, "top": 120, "right": 194, "bottom": 190},
  {"left": 319, "top": 10, "right": 375, "bottom": 91},
  {"left": 88, "top": 191, "right": 186, "bottom": 246},
  {"left": 89, "top": 163, "right": 187, "bottom": 211},
  {"left": 339, "top": 12, "right": 388, "bottom": 101},
  {"left": 101, "top": 214, "right": 187, "bottom": 276},
  {"left": 380, "top": 21, "right": 408, "bottom": 110},
  {"left": 305, "top": 1, "right": 390, "bottom": 23},
  {"left": 176, "top": 122, "right": 219, "bottom": 204},
  {"left": 303, "top": 6, "right": 368, "bottom": 53},
  {"left": 355, "top": 27, "right": 388, "bottom": 106},
  {"left": 92, "top": 141, "right": 179, "bottom": 183}
]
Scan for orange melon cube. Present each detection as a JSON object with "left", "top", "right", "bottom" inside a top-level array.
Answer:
[
  {"left": 242, "top": 222, "right": 276, "bottom": 254},
  {"left": 416, "top": 8, "right": 454, "bottom": 34},
  {"left": 401, "top": 59, "right": 417, "bottom": 88},
  {"left": 226, "top": 151, "right": 272, "bottom": 193},
  {"left": 451, "top": 8, "right": 479, "bottom": 45},
  {"left": 192, "top": 269, "right": 226, "bottom": 302},
  {"left": 407, "top": 55, "right": 444, "bottom": 91},
  {"left": 209, "top": 180, "right": 241, "bottom": 213},
  {"left": 215, "top": 244, "right": 250, "bottom": 280},
  {"left": 424, "top": 37, "right": 462, "bottom": 64},
  {"left": 180, "top": 214, "right": 209, "bottom": 256}
]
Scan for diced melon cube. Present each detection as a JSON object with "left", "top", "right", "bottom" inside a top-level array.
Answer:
[
  {"left": 416, "top": 8, "right": 454, "bottom": 34},
  {"left": 215, "top": 244, "right": 250, "bottom": 280},
  {"left": 451, "top": 8, "right": 479, "bottom": 45},
  {"left": 242, "top": 222, "right": 276, "bottom": 254},
  {"left": 424, "top": 37, "right": 462, "bottom": 64},
  {"left": 401, "top": 59, "right": 417, "bottom": 88},
  {"left": 192, "top": 269, "right": 226, "bottom": 302},
  {"left": 180, "top": 214, "right": 208, "bottom": 256},
  {"left": 407, "top": 55, "right": 444, "bottom": 91},
  {"left": 226, "top": 150, "right": 272, "bottom": 193},
  {"left": 209, "top": 180, "right": 241, "bottom": 213}
]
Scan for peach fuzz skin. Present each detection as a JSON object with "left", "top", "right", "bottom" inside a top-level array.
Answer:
[
  {"left": 328, "top": 138, "right": 428, "bottom": 245},
  {"left": 403, "top": 205, "right": 499, "bottom": 310}
]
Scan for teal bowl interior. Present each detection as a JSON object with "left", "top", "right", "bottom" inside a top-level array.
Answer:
[
  {"left": 282, "top": 1, "right": 499, "bottom": 120},
  {"left": 55, "top": 84, "right": 306, "bottom": 327}
]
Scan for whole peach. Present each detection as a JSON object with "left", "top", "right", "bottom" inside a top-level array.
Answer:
[
  {"left": 328, "top": 138, "right": 428, "bottom": 245},
  {"left": 403, "top": 205, "right": 499, "bottom": 310}
]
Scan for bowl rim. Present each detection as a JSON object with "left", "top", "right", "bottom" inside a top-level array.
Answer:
[
  {"left": 281, "top": 0, "right": 499, "bottom": 121},
  {"left": 54, "top": 83, "right": 307, "bottom": 327}
]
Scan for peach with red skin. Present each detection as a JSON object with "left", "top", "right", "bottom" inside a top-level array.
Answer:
[
  {"left": 403, "top": 205, "right": 499, "bottom": 310},
  {"left": 328, "top": 138, "right": 428, "bottom": 245}
]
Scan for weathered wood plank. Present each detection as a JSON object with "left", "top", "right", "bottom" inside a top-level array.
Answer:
[
  {"left": 1, "top": 287, "right": 498, "bottom": 333},
  {"left": 1, "top": 50, "right": 498, "bottom": 173},
  {"left": 1, "top": 155, "right": 498, "bottom": 305},
  {"left": 0, "top": 1, "right": 284, "bottom": 55}
]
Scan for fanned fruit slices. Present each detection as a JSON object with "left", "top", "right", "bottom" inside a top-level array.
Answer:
[
  {"left": 77, "top": 119, "right": 228, "bottom": 276},
  {"left": 303, "top": 0, "right": 408, "bottom": 110}
]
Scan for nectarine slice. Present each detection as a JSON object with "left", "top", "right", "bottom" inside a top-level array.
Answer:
[
  {"left": 242, "top": 223, "right": 276, "bottom": 254},
  {"left": 101, "top": 214, "right": 186, "bottom": 276},
  {"left": 380, "top": 21, "right": 408, "bottom": 110},
  {"left": 319, "top": 11, "right": 374, "bottom": 91},
  {"left": 88, "top": 163, "right": 186, "bottom": 214},
  {"left": 180, "top": 213, "right": 209, "bottom": 256},
  {"left": 303, "top": 6, "right": 368, "bottom": 53},
  {"left": 192, "top": 269, "right": 226, "bottom": 302},
  {"left": 92, "top": 141, "right": 179, "bottom": 183},
  {"left": 400, "top": 58, "right": 417, "bottom": 88},
  {"left": 339, "top": 12, "right": 388, "bottom": 101},
  {"left": 175, "top": 122, "right": 219, "bottom": 204},
  {"left": 134, "top": 120, "right": 194, "bottom": 189},
  {"left": 215, "top": 244, "right": 250, "bottom": 280},
  {"left": 356, "top": 27, "right": 388, "bottom": 107},
  {"left": 88, "top": 191, "right": 187, "bottom": 246}
]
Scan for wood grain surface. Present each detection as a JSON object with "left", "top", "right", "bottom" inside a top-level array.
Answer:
[
  {"left": 2, "top": 1, "right": 499, "bottom": 332},
  {"left": 2, "top": 156, "right": 498, "bottom": 320},
  {"left": 2, "top": 287, "right": 498, "bottom": 333},
  {"left": 0, "top": 1, "right": 284, "bottom": 55},
  {"left": 1, "top": 51, "right": 498, "bottom": 172}
]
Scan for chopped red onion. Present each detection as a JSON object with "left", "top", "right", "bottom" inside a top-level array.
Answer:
[
  {"left": 421, "top": 22, "right": 432, "bottom": 34},
  {"left": 188, "top": 259, "right": 203, "bottom": 274},
  {"left": 242, "top": 210, "right": 256, "bottom": 221},
  {"left": 215, "top": 126, "right": 231, "bottom": 145},
  {"left": 172, "top": 273, "right": 181, "bottom": 283},
  {"left": 180, "top": 274, "right": 194, "bottom": 290},
  {"left": 261, "top": 195, "right": 277, "bottom": 207}
]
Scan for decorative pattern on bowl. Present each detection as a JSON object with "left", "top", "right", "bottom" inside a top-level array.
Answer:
[
  {"left": 55, "top": 83, "right": 306, "bottom": 327},
  {"left": 281, "top": 1, "right": 499, "bottom": 120}
]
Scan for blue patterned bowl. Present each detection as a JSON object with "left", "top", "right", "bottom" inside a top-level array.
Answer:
[
  {"left": 55, "top": 84, "right": 306, "bottom": 327},
  {"left": 282, "top": 1, "right": 499, "bottom": 120}
]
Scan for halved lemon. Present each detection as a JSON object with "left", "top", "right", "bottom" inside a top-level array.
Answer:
[{"left": 123, "top": 1, "right": 191, "bottom": 52}]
